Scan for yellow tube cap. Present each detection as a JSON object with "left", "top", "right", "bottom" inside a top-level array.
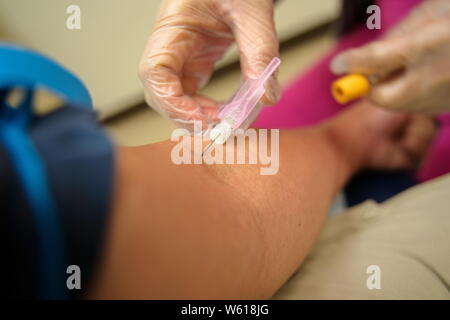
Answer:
[{"left": 332, "top": 74, "right": 370, "bottom": 104}]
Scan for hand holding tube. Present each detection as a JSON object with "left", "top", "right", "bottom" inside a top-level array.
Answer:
[{"left": 331, "top": 0, "right": 450, "bottom": 114}]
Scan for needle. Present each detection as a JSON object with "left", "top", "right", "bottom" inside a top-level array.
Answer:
[{"left": 202, "top": 138, "right": 217, "bottom": 157}]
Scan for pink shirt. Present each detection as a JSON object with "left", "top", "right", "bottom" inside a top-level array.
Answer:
[{"left": 254, "top": 0, "right": 450, "bottom": 181}]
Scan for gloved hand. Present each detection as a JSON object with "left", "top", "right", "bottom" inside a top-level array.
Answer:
[
  {"left": 139, "top": 0, "right": 280, "bottom": 131},
  {"left": 331, "top": 0, "right": 450, "bottom": 114}
]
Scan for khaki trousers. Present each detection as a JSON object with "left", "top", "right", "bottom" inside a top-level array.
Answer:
[{"left": 275, "top": 174, "right": 450, "bottom": 299}]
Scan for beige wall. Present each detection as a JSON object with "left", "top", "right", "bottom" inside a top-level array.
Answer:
[{"left": 0, "top": 0, "right": 339, "bottom": 118}]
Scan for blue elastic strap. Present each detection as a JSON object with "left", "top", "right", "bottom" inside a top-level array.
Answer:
[
  {"left": 0, "top": 44, "right": 92, "bottom": 109},
  {"left": 0, "top": 43, "right": 93, "bottom": 299}
]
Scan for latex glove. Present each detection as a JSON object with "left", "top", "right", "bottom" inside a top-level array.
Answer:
[
  {"left": 331, "top": 0, "right": 450, "bottom": 114},
  {"left": 139, "top": 0, "right": 280, "bottom": 131}
]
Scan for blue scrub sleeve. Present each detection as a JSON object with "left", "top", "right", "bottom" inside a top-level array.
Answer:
[{"left": 1, "top": 105, "right": 115, "bottom": 299}]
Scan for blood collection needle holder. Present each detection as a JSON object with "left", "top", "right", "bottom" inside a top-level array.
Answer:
[{"left": 203, "top": 57, "right": 281, "bottom": 155}]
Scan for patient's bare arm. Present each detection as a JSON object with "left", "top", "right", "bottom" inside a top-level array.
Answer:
[{"left": 90, "top": 103, "right": 435, "bottom": 299}]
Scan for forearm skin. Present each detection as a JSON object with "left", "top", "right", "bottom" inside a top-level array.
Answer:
[{"left": 89, "top": 123, "right": 363, "bottom": 299}]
